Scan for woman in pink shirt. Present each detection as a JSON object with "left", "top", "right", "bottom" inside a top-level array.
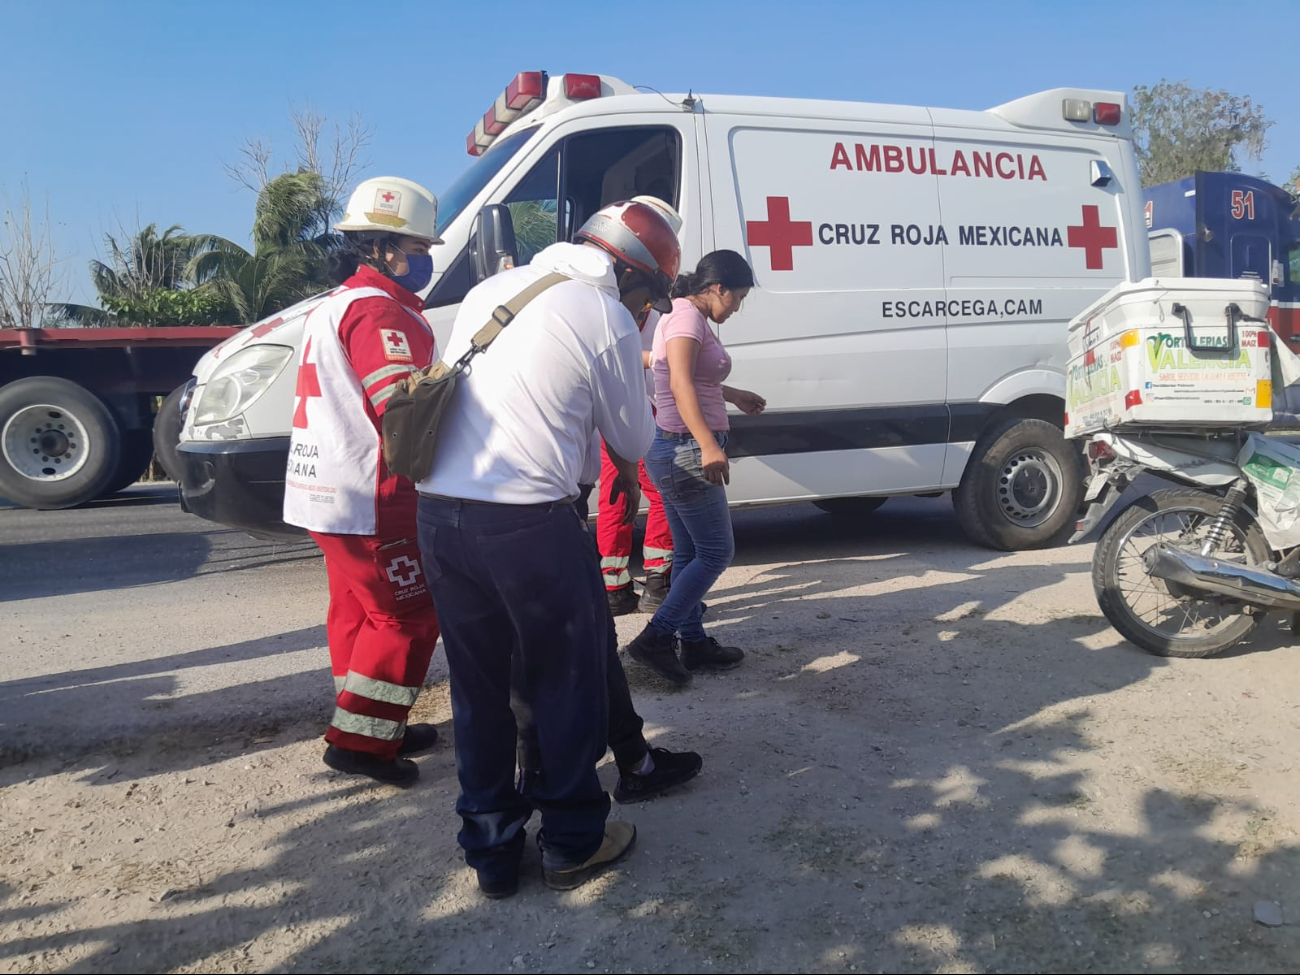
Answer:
[{"left": 626, "top": 251, "right": 766, "bottom": 685}]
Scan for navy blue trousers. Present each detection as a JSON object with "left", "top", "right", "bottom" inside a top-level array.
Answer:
[{"left": 417, "top": 496, "right": 610, "bottom": 876}]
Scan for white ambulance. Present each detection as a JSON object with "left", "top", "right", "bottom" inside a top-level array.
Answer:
[{"left": 176, "top": 71, "right": 1147, "bottom": 550}]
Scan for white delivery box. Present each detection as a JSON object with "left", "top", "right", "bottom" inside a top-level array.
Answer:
[{"left": 1065, "top": 277, "right": 1273, "bottom": 438}]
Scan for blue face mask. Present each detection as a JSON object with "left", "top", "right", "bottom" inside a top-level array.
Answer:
[{"left": 390, "top": 251, "right": 433, "bottom": 293}]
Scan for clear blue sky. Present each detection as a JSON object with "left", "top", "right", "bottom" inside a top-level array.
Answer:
[{"left": 2, "top": 0, "right": 1295, "bottom": 305}]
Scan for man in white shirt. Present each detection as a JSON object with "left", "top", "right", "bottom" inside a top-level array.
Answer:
[{"left": 416, "top": 201, "right": 680, "bottom": 897}]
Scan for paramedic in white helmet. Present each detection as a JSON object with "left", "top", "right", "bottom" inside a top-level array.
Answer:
[
  {"left": 416, "top": 200, "right": 678, "bottom": 897},
  {"left": 282, "top": 176, "right": 442, "bottom": 786}
]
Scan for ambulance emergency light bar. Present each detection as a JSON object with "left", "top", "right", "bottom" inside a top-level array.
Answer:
[
  {"left": 1062, "top": 98, "right": 1122, "bottom": 125},
  {"left": 467, "top": 71, "right": 604, "bottom": 156}
]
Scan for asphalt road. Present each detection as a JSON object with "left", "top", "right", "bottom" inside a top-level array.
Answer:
[
  {"left": 0, "top": 485, "right": 969, "bottom": 760},
  {"left": 1, "top": 484, "right": 330, "bottom": 758}
]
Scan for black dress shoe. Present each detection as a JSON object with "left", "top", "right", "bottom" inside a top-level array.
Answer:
[{"left": 477, "top": 870, "right": 519, "bottom": 899}]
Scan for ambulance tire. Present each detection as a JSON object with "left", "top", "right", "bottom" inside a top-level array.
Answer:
[
  {"left": 953, "top": 417, "right": 1083, "bottom": 551},
  {"left": 0, "top": 376, "right": 122, "bottom": 510},
  {"left": 813, "top": 496, "right": 888, "bottom": 517},
  {"left": 151, "top": 383, "right": 187, "bottom": 483},
  {"left": 98, "top": 429, "right": 156, "bottom": 497}
]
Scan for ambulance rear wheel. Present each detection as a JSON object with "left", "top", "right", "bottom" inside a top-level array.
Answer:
[{"left": 954, "top": 417, "right": 1083, "bottom": 551}]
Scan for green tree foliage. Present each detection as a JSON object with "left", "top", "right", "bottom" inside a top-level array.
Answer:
[
  {"left": 187, "top": 171, "right": 336, "bottom": 323},
  {"left": 1131, "top": 80, "right": 1271, "bottom": 187},
  {"left": 99, "top": 288, "right": 229, "bottom": 326},
  {"left": 57, "top": 223, "right": 233, "bottom": 326}
]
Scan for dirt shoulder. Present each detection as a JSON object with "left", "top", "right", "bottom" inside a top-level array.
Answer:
[{"left": 3, "top": 501, "right": 1298, "bottom": 973}]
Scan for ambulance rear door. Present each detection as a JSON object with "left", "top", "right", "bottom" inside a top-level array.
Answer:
[
  {"left": 929, "top": 110, "right": 1139, "bottom": 480},
  {"left": 700, "top": 99, "right": 950, "bottom": 505}
]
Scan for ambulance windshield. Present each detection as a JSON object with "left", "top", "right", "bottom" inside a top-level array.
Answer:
[{"left": 436, "top": 128, "right": 537, "bottom": 236}]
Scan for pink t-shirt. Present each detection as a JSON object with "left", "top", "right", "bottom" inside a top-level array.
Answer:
[{"left": 652, "top": 298, "right": 732, "bottom": 433}]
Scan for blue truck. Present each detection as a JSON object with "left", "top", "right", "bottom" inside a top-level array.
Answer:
[{"left": 1144, "top": 171, "right": 1300, "bottom": 352}]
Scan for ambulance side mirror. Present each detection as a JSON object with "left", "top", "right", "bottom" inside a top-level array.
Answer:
[{"left": 469, "top": 205, "right": 519, "bottom": 284}]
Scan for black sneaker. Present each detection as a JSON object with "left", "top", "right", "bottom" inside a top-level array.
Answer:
[
  {"left": 614, "top": 747, "right": 703, "bottom": 804},
  {"left": 626, "top": 626, "right": 692, "bottom": 685},
  {"left": 323, "top": 745, "right": 419, "bottom": 785},
  {"left": 398, "top": 723, "right": 438, "bottom": 756},
  {"left": 607, "top": 585, "right": 640, "bottom": 617},
  {"left": 680, "top": 637, "right": 745, "bottom": 672}
]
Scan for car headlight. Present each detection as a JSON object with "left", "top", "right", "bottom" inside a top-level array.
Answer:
[{"left": 193, "top": 345, "right": 294, "bottom": 425}]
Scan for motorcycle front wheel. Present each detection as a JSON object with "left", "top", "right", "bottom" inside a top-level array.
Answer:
[{"left": 1093, "top": 487, "right": 1270, "bottom": 657}]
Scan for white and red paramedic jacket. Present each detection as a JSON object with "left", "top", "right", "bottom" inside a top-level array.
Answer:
[{"left": 282, "top": 266, "right": 434, "bottom": 538}]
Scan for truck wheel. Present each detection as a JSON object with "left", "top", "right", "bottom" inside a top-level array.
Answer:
[
  {"left": 0, "top": 377, "right": 122, "bottom": 510},
  {"left": 151, "top": 383, "right": 187, "bottom": 483},
  {"left": 953, "top": 417, "right": 1083, "bottom": 551},
  {"left": 98, "top": 429, "right": 156, "bottom": 497},
  {"left": 813, "top": 496, "right": 888, "bottom": 517}
]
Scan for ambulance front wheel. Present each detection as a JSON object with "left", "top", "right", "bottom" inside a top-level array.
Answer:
[
  {"left": 151, "top": 383, "right": 187, "bottom": 483},
  {"left": 953, "top": 417, "right": 1084, "bottom": 551}
]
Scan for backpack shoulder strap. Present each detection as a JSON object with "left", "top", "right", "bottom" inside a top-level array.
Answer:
[
  {"left": 410, "top": 272, "right": 571, "bottom": 388},
  {"left": 461, "top": 271, "right": 569, "bottom": 360}
]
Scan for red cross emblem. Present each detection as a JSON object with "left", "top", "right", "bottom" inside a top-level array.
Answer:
[
  {"left": 241, "top": 316, "right": 284, "bottom": 346},
  {"left": 746, "top": 197, "right": 814, "bottom": 272},
  {"left": 1067, "top": 205, "right": 1118, "bottom": 270},
  {"left": 382, "top": 192, "right": 395, "bottom": 203},
  {"left": 385, "top": 555, "right": 422, "bottom": 588},
  {"left": 292, "top": 338, "right": 322, "bottom": 429}
]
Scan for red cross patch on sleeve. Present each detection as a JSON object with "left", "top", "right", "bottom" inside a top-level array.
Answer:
[{"left": 381, "top": 329, "right": 413, "bottom": 363}]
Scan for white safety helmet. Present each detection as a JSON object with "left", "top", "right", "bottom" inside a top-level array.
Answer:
[
  {"left": 335, "top": 176, "right": 442, "bottom": 243},
  {"left": 631, "top": 195, "right": 683, "bottom": 236}
]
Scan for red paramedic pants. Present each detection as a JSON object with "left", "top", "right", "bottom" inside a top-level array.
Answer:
[
  {"left": 596, "top": 439, "right": 673, "bottom": 592},
  {"left": 309, "top": 531, "right": 440, "bottom": 759}
]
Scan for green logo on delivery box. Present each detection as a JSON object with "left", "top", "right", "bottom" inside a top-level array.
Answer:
[{"left": 1146, "top": 333, "right": 1250, "bottom": 370}]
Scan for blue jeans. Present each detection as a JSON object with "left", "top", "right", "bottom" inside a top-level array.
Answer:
[
  {"left": 642, "top": 429, "right": 734, "bottom": 642},
  {"left": 416, "top": 496, "right": 610, "bottom": 879}
]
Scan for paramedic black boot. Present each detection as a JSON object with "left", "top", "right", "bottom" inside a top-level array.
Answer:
[
  {"left": 323, "top": 745, "right": 419, "bottom": 786},
  {"left": 607, "top": 584, "right": 640, "bottom": 617},
  {"left": 398, "top": 723, "right": 439, "bottom": 756},
  {"left": 638, "top": 572, "right": 670, "bottom": 612},
  {"left": 639, "top": 570, "right": 706, "bottom": 616}
]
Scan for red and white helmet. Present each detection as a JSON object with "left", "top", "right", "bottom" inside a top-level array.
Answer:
[
  {"left": 631, "top": 195, "right": 683, "bottom": 236},
  {"left": 575, "top": 200, "right": 681, "bottom": 309}
]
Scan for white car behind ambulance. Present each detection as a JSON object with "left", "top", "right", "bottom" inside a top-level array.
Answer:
[{"left": 177, "top": 71, "right": 1147, "bottom": 550}]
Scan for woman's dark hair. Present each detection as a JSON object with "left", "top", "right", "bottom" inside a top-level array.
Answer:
[
  {"left": 328, "top": 232, "right": 389, "bottom": 285},
  {"left": 670, "top": 249, "right": 754, "bottom": 299},
  {"left": 327, "top": 249, "right": 362, "bottom": 285}
]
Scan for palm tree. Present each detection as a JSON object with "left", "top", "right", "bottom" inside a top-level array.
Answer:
[
  {"left": 187, "top": 171, "right": 338, "bottom": 323},
  {"left": 186, "top": 240, "right": 318, "bottom": 323},
  {"left": 54, "top": 223, "right": 225, "bottom": 326},
  {"left": 90, "top": 223, "right": 210, "bottom": 299}
]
